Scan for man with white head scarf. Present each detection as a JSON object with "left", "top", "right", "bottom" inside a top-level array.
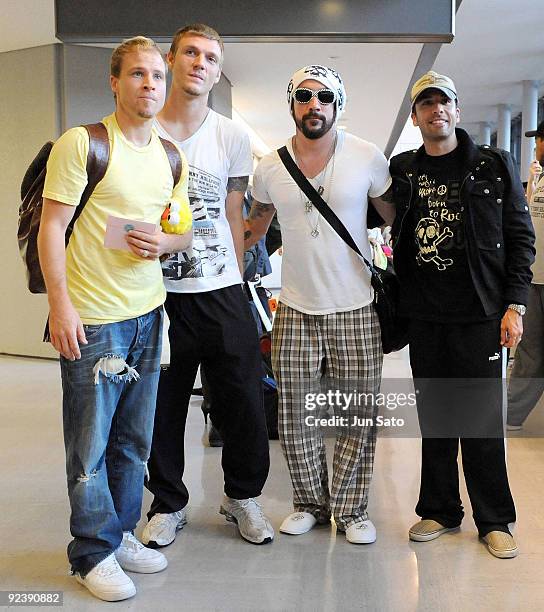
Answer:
[{"left": 245, "top": 65, "right": 395, "bottom": 544}]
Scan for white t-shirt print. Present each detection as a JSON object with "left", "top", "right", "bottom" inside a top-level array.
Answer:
[{"left": 156, "top": 110, "right": 253, "bottom": 293}]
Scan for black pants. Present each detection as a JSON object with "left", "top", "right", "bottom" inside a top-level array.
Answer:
[
  {"left": 146, "top": 285, "right": 270, "bottom": 517},
  {"left": 409, "top": 318, "right": 516, "bottom": 537}
]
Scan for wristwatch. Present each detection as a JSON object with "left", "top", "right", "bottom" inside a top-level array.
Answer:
[{"left": 508, "top": 304, "right": 526, "bottom": 316}]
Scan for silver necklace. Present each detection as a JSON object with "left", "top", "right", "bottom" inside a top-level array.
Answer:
[{"left": 292, "top": 134, "right": 337, "bottom": 238}]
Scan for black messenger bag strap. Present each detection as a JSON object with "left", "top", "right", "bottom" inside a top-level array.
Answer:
[{"left": 277, "top": 145, "right": 375, "bottom": 273}]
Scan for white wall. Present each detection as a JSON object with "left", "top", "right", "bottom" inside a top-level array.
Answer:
[
  {"left": 1, "top": 44, "right": 113, "bottom": 357},
  {"left": 1, "top": 45, "right": 60, "bottom": 357}
]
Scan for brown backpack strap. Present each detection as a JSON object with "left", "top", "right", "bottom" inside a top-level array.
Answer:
[
  {"left": 158, "top": 136, "right": 183, "bottom": 186},
  {"left": 81, "top": 122, "right": 110, "bottom": 204},
  {"left": 64, "top": 123, "right": 110, "bottom": 241}
]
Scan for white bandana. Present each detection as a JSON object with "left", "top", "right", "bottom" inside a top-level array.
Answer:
[{"left": 287, "top": 65, "right": 347, "bottom": 116}]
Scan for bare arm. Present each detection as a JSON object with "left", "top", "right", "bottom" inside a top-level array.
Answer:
[
  {"left": 244, "top": 198, "right": 277, "bottom": 250},
  {"left": 369, "top": 185, "right": 396, "bottom": 226},
  {"left": 225, "top": 176, "right": 249, "bottom": 274},
  {"left": 37, "top": 198, "right": 87, "bottom": 360}
]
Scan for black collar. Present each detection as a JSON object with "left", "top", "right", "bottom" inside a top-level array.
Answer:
[{"left": 414, "top": 128, "right": 480, "bottom": 172}]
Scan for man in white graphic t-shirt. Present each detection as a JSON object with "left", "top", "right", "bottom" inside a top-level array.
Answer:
[
  {"left": 143, "top": 24, "right": 273, "bottom": 547},
  {"left": 245, "top": 65, "right": 395, "bottom": 544}
]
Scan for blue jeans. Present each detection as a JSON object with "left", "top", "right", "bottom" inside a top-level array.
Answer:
[{"left": 60, "top": 307, "right": 163, "bottom": 576}]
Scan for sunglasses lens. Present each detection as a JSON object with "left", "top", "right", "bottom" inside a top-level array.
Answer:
[
  {"left": 294, "top": 89, "right": 312, "bottom": 103},
  {"left": 318, "top": 90, "right": 335, "bottom": 104}
]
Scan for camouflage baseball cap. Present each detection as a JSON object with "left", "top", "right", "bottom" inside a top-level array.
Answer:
[{"left": 411, "top": 70, "right": 457, "bottom": 105}]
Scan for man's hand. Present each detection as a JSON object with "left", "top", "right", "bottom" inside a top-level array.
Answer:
[
  {"left": 500, "top": 309, "right": 523, "bottom": 348},
  {"left": 49, "top": 301, "right": 87, "bottom": 360},
  {"left": 529, "top": 160, "right": 543, "bottom": 180},
  {"left": 126, "top": 227, "right": 171, "bottom": 259},
  {"left": 526, "top": 160, "right": 542, "bottom": 201}
]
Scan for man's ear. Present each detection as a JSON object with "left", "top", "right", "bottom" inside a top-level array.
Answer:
[
  {"left": 411, "top": 110, "right": 419, "bottom": 127},
  {"left": 455, "top": 105, "right": 461, "bottom": 124},
  {"left": 166, "top": 51, "right": 175, "bottom": 70},
  {"left": 214, "top": 69, "right": 222, "bottom": 85},
  {"left": 110, "top": 74, "right": 118, "bottom": 97}
]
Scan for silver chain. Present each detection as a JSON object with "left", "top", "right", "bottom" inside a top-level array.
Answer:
[{"left": 292, "top": 133, "right": 337, "bottom": 238}]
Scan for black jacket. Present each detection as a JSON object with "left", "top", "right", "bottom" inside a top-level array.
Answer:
[{"left": 390, "top": 128, "right": 535, "bottom": 315}]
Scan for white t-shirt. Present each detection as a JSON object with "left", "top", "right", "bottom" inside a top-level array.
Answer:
[
  {"left": 530, "top": 174, "right": 544, "bottom": 284},
  {"left": 155, "top": 110, "right": 253, "bottom": 293},
  {"left": 252, "top": 131, "right": 391, "bottom": 314}
]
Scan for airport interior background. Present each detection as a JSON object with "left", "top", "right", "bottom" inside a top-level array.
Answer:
[{"left": 1, "top": 1, "right": 544, "bottom": 610}]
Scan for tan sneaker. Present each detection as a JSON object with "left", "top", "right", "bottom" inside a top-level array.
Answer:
[
  {"left": 482, "top": 531, "right": 518, "bottom": 559},
  {"left": 409, "top": 519, "right": 460, "bottom": 542}
]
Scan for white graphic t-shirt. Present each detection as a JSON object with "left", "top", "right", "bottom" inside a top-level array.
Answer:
[
  {"left": 252, "top": 131, "right": 391, "bottom": 314},
  {"left": 155, "top": 110, "right": 252, "bottom": 293},
  {"left": 530, "top": 174, "right": 544, "bottom": 284}
]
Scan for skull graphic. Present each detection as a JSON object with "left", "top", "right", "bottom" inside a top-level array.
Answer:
[{"left": 415, "top": 217, "right": 453, "bottom": 271}]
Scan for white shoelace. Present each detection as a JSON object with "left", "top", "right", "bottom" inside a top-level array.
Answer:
[
  {"left": 151, "top": 512, "right": 181, "bottom": 528},
  {"left": 121, "top": 532, "right": 144, "bottom": 552},
  {"left": 94, "top": 556, "right": 123, "bottom": 578},
  {"left": 237, "top": 499, "right": 265, "bottom": 522},
  {"left": 354, "top": 523, "right": 368, "bottom": 530}
]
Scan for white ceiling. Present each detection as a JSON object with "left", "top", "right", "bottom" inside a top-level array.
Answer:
[
  {"left": 434, "top": 0, "right": 544, "bottom": 133},
  {"left": 2, "top": 0, "right": 543, "bottom": 149}
]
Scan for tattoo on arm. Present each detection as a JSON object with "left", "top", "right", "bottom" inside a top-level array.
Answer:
[
  {"left": 227, "top": 176, "right": 249, "bottom": 193},
  {"left": 244, "top": 230, "right": 252, "bottom": 240},
  {"left": 377, "top": 185, "right": 394, "bottom": 204},
  {"left": 249, "top": 201, "right": 275, "bottom": 220}
]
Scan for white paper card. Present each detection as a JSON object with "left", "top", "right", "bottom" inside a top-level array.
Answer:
[{"left": 104, "top": 215, "right": 158, "bottom": 251}]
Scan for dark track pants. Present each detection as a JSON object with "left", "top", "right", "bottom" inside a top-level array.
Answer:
[
  {"left": 146, "top": 285, "right": 270, "bottom": 517},
  {"left": 409, "top": 318, "right": 516, "bottom": 537}
]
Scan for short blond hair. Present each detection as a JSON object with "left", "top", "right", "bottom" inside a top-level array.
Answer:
[
  {"left": 169, "top": 24, "right": 224, "bottom": 65},
  {"left": 110, "top": 36, "right": 164, "bottom": 77}
]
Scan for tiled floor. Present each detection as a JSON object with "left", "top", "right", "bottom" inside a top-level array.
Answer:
[{"left": 1, "top": 352, "right": 543, "bottom": 611}]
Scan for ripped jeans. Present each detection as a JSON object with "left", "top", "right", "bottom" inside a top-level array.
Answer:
[{"left": 60, "top": 307, "right": 163, "bottom": 577}]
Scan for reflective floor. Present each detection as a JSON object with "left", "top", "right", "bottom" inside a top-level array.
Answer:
[{"left": 1, "top": 352, "right": 543, "bottom": 611}]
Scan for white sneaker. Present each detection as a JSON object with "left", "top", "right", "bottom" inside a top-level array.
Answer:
[
  {"left": 115, "top": 532, "right": 168, "bottom": 573},
  {"left": 345, "top": 520, "right": 377, "bottom": 544},
  {"left": 279, "top": 512, "right": 318, "bottom": 535},
  {"left": 75, "top": 553, "right": 136, "bottom": 602},
  {"left": 141, "top": 510, "right": 187, "bottom": 548},
  {"left": 219, "top": 496, "right": 274, "bottom": 544}
]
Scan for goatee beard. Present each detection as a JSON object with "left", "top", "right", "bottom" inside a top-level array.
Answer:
[{"left": 296, "top": 112, "right": 334, "bottom": 139}]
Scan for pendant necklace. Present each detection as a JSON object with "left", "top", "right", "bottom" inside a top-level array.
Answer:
[{"left": 292, "top": 133, "right": 337, "bottom": 238}]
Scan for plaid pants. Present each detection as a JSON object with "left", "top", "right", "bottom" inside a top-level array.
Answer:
[{"left": 271, "top": 302, "right": 383, "bottom": 529}]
